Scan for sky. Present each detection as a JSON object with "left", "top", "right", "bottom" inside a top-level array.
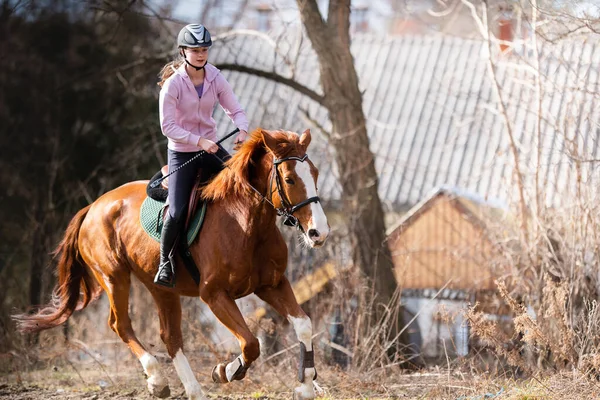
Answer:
[
  {"left": 149, "top": 0, "right": 600, "bottom": 37},
  {"left": 149, "top": 0, "right": 395, "bottom": 35}
]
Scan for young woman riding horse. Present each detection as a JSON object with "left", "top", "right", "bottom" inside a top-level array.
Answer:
[
  {"left": 14, "top": 128, "right": 330, "bottom": 400},
  {"left": 156, "top": 23, "right": 249, "bottom": 287}
]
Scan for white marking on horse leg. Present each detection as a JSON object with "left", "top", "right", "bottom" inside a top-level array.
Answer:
[
  {"left": 173, "top": 349, "right": 206, "bottom": 400},
  {"left": 289, "top": 316, "right": 313, "bottom": 351},
  {"left": 289, "top": 316, "right": 316, "bottom": 399},
  {"left": 140, "top": 352, "right": 169, "bottom": 397}
]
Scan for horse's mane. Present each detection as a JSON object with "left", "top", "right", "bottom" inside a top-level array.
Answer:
[{"left": 201, "top": 128, "right": 305, "bottom": 202}]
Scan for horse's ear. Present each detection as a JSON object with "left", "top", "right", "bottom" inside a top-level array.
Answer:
[
  {"left": 261, "top": 129, "right": 279, "bottom": 154},
  {"left": 299, "top": 129, "right": 311, "bottom": 151}
]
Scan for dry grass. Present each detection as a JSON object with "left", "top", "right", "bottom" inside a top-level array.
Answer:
[
  {"left": 461, "top": 182, "right": 600, "bottom": 381},
  {"left": 3, "top": 357, "right": 600, "bottom": 399}
]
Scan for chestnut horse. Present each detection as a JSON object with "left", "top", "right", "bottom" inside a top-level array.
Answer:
[{"left": 14, "top": 128, "right": 329, "bottom": 400}]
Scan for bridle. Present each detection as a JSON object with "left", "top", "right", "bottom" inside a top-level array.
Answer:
[
  {"left": 269, "top": 154, "right": 321, "bottom": 229},
  {"left": 210, "top": 150, "right": 321, "bottom": 230}
]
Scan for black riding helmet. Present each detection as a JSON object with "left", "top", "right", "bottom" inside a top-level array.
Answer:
[{"left": 178, "top": 24, "right": 212, "bottom": 71}]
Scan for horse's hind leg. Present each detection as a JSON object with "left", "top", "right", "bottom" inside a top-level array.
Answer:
[
  {"left": 256, "top": 277, "right": 317, "bottom": 400},
  {"left": 148, "top": 289, "right": 207, "bottom": 400},
  {"left": 93, "top": 270, "right": 169, "bottom": 398},
  {"left": 202, "top": 290, "right": 260, "bottom": 384}
]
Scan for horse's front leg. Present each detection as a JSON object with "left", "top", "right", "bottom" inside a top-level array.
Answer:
[
  {"left": 202, "top": 290, "right": 260, "bottom": 383},
  {"left": 256, "top": 277, "right": 317, "bottom": 400}
]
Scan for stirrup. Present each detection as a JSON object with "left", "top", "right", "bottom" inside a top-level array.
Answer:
[{"left": 154, "top": 262, "right": 175, "bottom": 288}]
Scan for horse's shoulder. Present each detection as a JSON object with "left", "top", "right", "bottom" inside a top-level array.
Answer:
[{"left": 254, "top": 228, "right": 287, "bottom": 260}]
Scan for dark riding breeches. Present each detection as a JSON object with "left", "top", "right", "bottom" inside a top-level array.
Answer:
[{"left": 167, "top": 145, "right": 230, "bottom": 222}]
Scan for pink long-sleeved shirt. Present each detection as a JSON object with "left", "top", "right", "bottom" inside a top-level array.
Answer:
[{"left": 159, "top": 63, "right": 249, "bottom": 152}]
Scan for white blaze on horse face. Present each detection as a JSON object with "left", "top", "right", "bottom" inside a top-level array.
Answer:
[
  {"left": 294, "top": 161, "right": 329, "bottom": 245},
  {"left": 173, "top": 349, "right": 205, "bottom": 399}
]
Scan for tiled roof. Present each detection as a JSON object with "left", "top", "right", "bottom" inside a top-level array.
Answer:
[{"left": 211, "top": 33, "right": 600, "bottom": 210}]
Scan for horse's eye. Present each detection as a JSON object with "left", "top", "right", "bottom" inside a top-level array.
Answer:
[{"left": 285, "top": 177, "right": 295, "bottom": 185}]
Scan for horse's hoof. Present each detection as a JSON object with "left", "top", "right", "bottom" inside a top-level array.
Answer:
[
  {"left": 187, "top": 386, "right": 208, "bottom": 400},
  {"left": 211, "top": 363, "right": 228, "bottom": 383},
  {"left": 293, "top": 386, "right": 315, "bottom": 400},
  {"left": 147, "top": 375, "right": 170, "bottom": 398}
]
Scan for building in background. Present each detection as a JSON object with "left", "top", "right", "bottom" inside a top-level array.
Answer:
[{"left": 387, "top": 186, "right": 509, "bottom": 357}]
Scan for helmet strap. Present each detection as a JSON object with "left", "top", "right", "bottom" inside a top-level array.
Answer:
[
  {"left": 182, "top": 49, "right": 206, "bottom": 71},
  {"left": 184, "top": 58, "right": 205, "bottom": 71}
]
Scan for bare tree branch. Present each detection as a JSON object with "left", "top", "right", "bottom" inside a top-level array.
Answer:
[
  {"left": 223, "top": 0, "right": 249, "bottom": 31},
  {"left": 461, "top": 0, "right": 530, "bottom": 241},
  {"left": 214, "top": 29, "right": 297, "bottom": 71},
  {"left": 531, "top": 0, "right": 543, "bottom": 229},
  {"left": 215, "top": 63, "right": 325, "bottom": 105},
  {"left": 566, "top": 155, "right": 600, "bottom": 164},
  {"left": 198, "top": 0, "right": 216, "bottom": 23},
  {"left": 299, "top": 107, "right": 331, "bottom": 140}
]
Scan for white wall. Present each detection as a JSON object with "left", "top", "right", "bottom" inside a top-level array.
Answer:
[{"left": 403, "top": 296, "right": 469, "bottom": 358}]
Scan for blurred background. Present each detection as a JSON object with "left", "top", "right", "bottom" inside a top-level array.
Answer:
[{"left": 1, "top": 0, "right": 600, "bottom": 398}]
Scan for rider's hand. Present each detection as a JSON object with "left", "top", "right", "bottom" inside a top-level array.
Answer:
[
  {"left": 233, "top": 130, "right": 247, "bottom": 150},
  {"left": 197, "top": 138, "right": 218, "bottom": 153}
]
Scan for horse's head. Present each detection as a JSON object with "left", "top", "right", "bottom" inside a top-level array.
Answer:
[{"left": 261, "top": 129, "right": 330, "bottom": 247}]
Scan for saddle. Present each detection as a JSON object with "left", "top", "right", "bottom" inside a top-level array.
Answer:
[{"left": 146, "top": 165, "right": 204, "bottom": 232}]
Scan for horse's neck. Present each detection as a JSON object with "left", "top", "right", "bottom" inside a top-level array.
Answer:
[
  {"left": 221, "top": 152, "right": 277, "bottom": 232},
  {"left": 248, "top": 153, "right": 273, "bottom": 200},
  {"left": 247, "top": 153, "right": 277, "bottom": 222}
]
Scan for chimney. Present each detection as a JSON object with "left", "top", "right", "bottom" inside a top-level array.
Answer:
[
  {"left": 255, "top": 4, "right": 272, "bottom": 32},
  {"left": 497, "top": 5, "right": 514, "bottom": 53}
]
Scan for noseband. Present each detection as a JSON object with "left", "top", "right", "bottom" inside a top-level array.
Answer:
[{"left": 270, "top": 154, "right": 320, "bottom": 229}]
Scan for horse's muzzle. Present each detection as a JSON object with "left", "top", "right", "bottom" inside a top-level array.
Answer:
[{"left": 306, "top": 228, "right": 327, "bottom": 247}]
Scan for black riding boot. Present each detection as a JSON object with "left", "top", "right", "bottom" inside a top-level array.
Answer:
[{"left": 154, "top": 214, "right": 182, "bottom": 288}]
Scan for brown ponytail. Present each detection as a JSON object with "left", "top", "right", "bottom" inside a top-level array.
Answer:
[{"left": 158, "top": 59, "right": 184, "bottom": 87}]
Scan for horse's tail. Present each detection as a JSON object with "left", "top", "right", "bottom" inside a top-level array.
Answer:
[{"left": 13, "top": 205, "right": 103, "bottom": 334}]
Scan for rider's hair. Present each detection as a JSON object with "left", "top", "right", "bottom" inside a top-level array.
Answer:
[{"left": 158, "top": 58, "right": 184, "bottom": 87}]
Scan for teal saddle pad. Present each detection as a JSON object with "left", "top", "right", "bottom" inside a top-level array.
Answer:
[{"left": 140, "top": 197, "right": 207, "bottom": 245}]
